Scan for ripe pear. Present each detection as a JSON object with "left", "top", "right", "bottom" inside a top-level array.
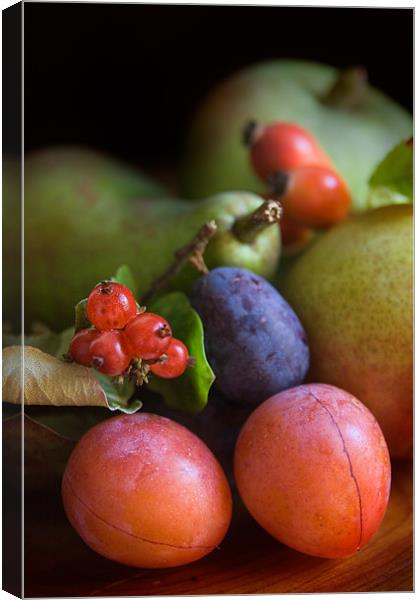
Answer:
[
  {"left": 181, "top": 60, "right": 412, "bottom": 210},
  {"left": 281, "top": 204, "right": 413, "bottom": 459},
  {"left": 9, "top": 147, "right": 281, "bottom": 331}
]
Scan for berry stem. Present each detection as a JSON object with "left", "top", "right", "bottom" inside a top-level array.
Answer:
[
  {"left": 323, "top": 66, "right": 368, "bottom": 110},
  {"left": 99, "top": 281, "right": 113, "bottom": 294},
  {"left": 232, "top": 200, "right": 283, "bottom": 244},
  {"left": 157, "top": 324, "right": 172, "bottom": 339},
  {"left": 141, "top": 221, "right": 218, "bottom": 304}
]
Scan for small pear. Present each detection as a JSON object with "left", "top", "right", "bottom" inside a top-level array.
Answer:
[
  {"left": 182, "top": 60, "right": 412, "bottom": 210},
  {"left": 281, "top": 204, "right": 413, "bottom": 458},
  {"left": 5, "top": 147, "right": 281, "bottom": 331}
]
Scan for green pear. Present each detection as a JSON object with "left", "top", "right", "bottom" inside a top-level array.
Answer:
[
  {"left": 3, "top": 147, "right": 167, "bottom": 330},
  {"left": 181, "top": 60, "right": 412, "bottom": 210},
  {"left": 9, "top": 147, "right": 281, "bottom": 331},
  {"left": 281, "top": 204, "right": 413, "bottom": 459}
]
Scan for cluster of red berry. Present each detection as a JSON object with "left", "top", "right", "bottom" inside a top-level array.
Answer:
[
  {"left": 68, "top": 281, "right": 189, "bottom": 380},
  {"left": 244, "top": 121, "right": 351, "bottom": 249}
]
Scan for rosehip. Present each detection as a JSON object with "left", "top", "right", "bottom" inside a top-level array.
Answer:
[
  {"left": 274, "top": 165, "right": 351, "bottom": 228},
  {"left": 90, "top": 330, "right": 133, "bottom": 376},
  {"left": 244, "top": 121, "right": 331, "bottom": 181},
  {"left": 150, "top": 338, "right": 189, "bottom": 379},
  {"left": 125, "top": 313, "right": 172, "bottom": 360},
  {"left": 280, "top": 215, "right": 314, "bottom": 255},
  {"left": 86, "top": 281, "right": 137, "bottom": 331},
  {"left": 68, "top": 328, "right": 101, "bottom": 366}
]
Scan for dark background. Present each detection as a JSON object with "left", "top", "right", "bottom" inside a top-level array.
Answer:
[{"left": 23, "top": 3, "right": 413, "bottom": 166}]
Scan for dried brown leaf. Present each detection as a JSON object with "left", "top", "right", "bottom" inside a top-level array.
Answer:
[{"left": 3, "top": 345, "right": 108, "bottom": 408}]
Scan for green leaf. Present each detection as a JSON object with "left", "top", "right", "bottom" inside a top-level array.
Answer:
[
  {"left": 111, "top": 264, "right": 138, "bottom": 298},
  {"left": 147, "top": 292, "right": 215, "bottom": 413},
  {"left": 94, "top": 371, "right": 141, "bottom": 414},
  {"left": 367, "top": 139, "right": 413, "bottom": 209},
  {"left": 74, "top": 298, "right": 90, "bottom": 332},
  {"left": 54, "top": 327, "right": 75, "bottom": 358}
]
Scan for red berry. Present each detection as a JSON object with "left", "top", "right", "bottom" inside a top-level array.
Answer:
[
  {"left": 69, "top": 328, "right": 101, "bottom": 366},
  {"left": 90, "top": 330, "right": 133, "bottom": 376},
  {"left": 125, "top": 312, "right": 172, "bottom": 360},
  {"left": 86, "top": 281, "right": 137, "bottom": 331},
  {"left": 245, "top": 121, "right": 331, "bottom": 181},
  {"left": 279, "top": 165, "right": 351, "bottom": 228},
  {"left": 150, "top": 338, "right": 189, "bottom": 379}
]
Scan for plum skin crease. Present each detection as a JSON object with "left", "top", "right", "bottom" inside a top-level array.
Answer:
[
  {"left": 234, "top": 383, "right": 391, "bottom": 559},
  {"left": 62, "top": 413, "right": 233, "bottom": 568}
]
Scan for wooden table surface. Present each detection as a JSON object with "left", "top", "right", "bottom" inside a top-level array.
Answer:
[{"left": 23, "top": 457, "right": 412, "bottom": 597}]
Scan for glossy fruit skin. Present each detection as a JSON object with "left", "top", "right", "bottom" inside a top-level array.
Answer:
[
  {"left": 279, "top": 214, "right": 314, "bottom": 255},
  {"left": 234, "top": 383, "right": 391, "bottom": 559},
  {"left": 62, "top": 413, "right": 233, "bottom": 568},
  {"left": 281, "top": 204, "right": 413, "bottom": 459},
  {"left": 149, "top": 391, "right": 253, "bottom": 488},
  {"left": 150, "top": 338, "right": 188, "bottom": 378},
  {"left": 190, "top": 267, "right": 309, "bottom": 405},
  {"left": 125, "top": 313, "right": 172, "bottom": 360},
  {"left": 89, "top": 330, "right": 133, "bottom": 376},
  {"left": 181, "top": 60, "right": 411, "bottom": 209},
  {"left": 280, "top": 165, "right": 351, "bottom": 228},
  {"left": 86, "top": 281, "right": 137, "bottom": 331},
  {"left": 19, "top": 146, "right": 280, "bottom": 330},
  {"left": 249, "top": 122, "right": 331, "bottom": 181},
  {"left": 68, "top": 328, "right": 101, "bottom": 366}
]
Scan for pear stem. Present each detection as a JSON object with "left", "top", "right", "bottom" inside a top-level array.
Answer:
[
  {"left": 323, "top": 66, "right": 368, "bottom": 109},
  {"left": 232, "top": 200, "right": 282, "bottom": 244},
  {"left": 141, "top": 221, "right": 218, "bottom": 305}
]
